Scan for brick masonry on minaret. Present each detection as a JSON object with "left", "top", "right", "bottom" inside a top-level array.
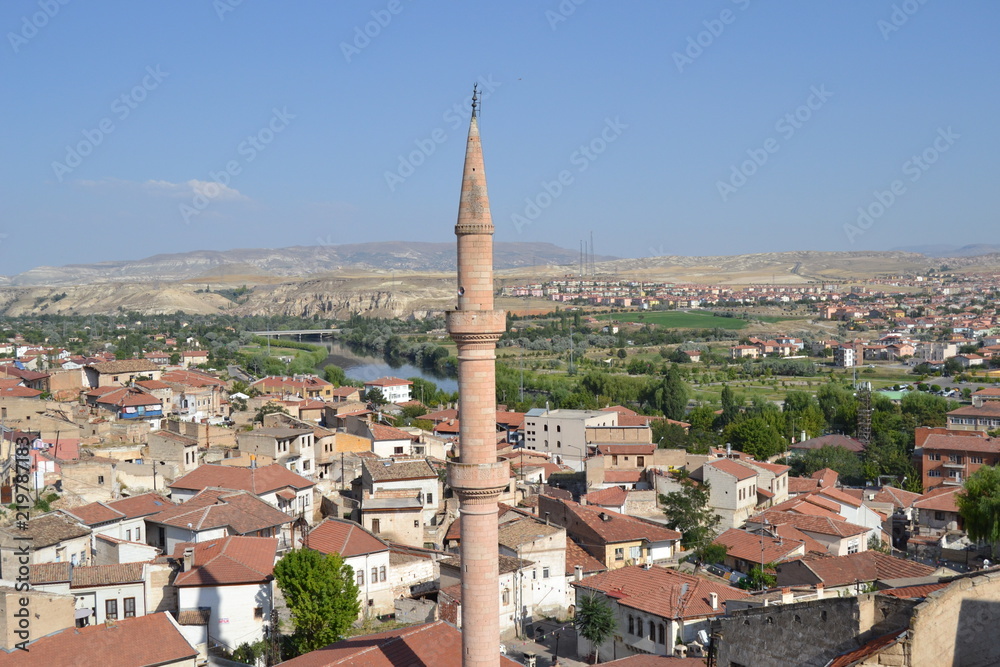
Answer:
[{"left": 446, "top": 90, "right": 509, "bottom": 667}]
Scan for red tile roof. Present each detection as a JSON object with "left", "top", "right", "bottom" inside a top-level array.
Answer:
[
  {"left": 573, "top": 565, "right": 751, "bottom": 619},
  {"left": 275, "top": 620, "right": 521, "bottom": 666},
  {"left": 913, "top": 486, "right": 961, "bottom": 512},
  {"left": 0, "top": 612, "right": 198, "bottom": 666},
  {"left": 798, "top": 552, "right": 934, "bottom": 587},
  {"left": 566, "top": 538, "right": 608, "bottom": 576},
  {"left": 305, "top": 518, "right": 389, "bottom": 557},
  {"left": 369, "top": 422, "right": 417, "bottom": 442},
  {"left": 811, "top": 468, "right": 839, "bottom": 488},
  {"left": 754, "top": 510, "right": 869, "bottom": 538},
  {"left": 61, "top": 501, "right": 125, "bottom": 526},
  {"left": 549, "top": 497, "right": 681, "bottom": 545},
  {"left": 173, "top": 535, "right": 277, "bottom": 587},
  {"left": 107, "top": 492, "right": 175, "bottom": 518},
  {"left": 706, "top": 458, "right": 757, "bottom": 481},
  {"left": 148, "top": 488, "right": 291, "bottom": 535},
  {"left": 922, "top": 433, "right": 1000, "bottom": 454},
  {"left": 583, "top": 486, "right": 629, "bottom": 507},
  {"left": 713, "top": 528, "right": 805, "bottom": 564},
  {"left": 169, "top": 463, "right": 314, "bottom": 494},
  {"left": 364, "top": 376, "right": 413, "bottom": 387},
  {"left": 828, "top": 629, "right": 906, "bottom": 667}
]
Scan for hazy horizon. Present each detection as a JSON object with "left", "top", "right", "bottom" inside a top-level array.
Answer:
[{"left": 2, "top": 1, "right": 997, "bottom": 275}]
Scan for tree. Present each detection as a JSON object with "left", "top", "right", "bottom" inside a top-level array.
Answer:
[
  {"left": 737, "top": 564, "right": 777, "bottom": 591},
  {"left": 660, "top": 473, "right": 722, "bottom": 555},
  {"left": 794, "top": 445, "right": 864, "bottom": 486},
  {"left": 323, "top": 364, "right": 347, "bottom": 386},
  {"left": 958, "top": 465, "right": 1000, "bottom": 555},
  {"left": 273, "top": 548, "right": 360, "bottom": 657},
  {"left": 616, "top": 348, "right": 627, "bottom": 360},
  {"left": 574, "top": 593, "right": 617, "bottom": 664},
  {"left": 649, "top": 365, "right": 689, "bottom": 421},
  {"left": 169, "top": 352, "right": 181, "bottom": 365},
  {"left": 723, "top": 417, "right": 785, "bottom": 460},
  {"left": 253, "top": 403, "right": 289, "bottom": 424},
  {"left": 719, "top": 384, "right": 741, "bottom": 428},
  {"left": 366, "top": 387, "right": 387, "bottom": 407}
]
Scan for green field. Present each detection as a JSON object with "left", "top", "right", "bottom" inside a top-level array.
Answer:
[{"left": 598, "top": 311, "right": 749, "bottom": 330}]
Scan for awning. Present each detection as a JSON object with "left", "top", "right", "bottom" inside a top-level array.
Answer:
[{"left": 276, "top": 489, "right": 296, "bottom": 501}]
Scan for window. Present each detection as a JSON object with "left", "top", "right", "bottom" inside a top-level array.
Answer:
[
  {"left": 928, "top": 470, "right": 942, "bottom": 477},
  {"left": 426, "top": 493, "right": 433, "bottom": 505},
  {"left": 658, "top": 623, "right": 665, "bottom": 644},
  {"left": 615, "top": 548, "right": 625, "bottom": 561},
  {"left": 636, "top": 456, "right": 645, "bottom": 467},
  {"left": 380, "top": 566, "right": 386, "bottom": 582},
  {"left": 847, "top": 539, "right": 859, "bottom": 555},
  {"left": 557, "top": 441, "right": 561, "bottom": 448},
  {"left": 935, "top": 511, "right": 946, "bottom": 521},
  {"left": 357, "top": 571, "right": 365, "bottom": 586},
  {"left": 414, "top": 520, "right": 420, "bottom": 528},
  {"left": 649, "top": 620, "right": 655, "bottom": 641},
  {"left": 125, "top": 529, "right": 131, "bottom": 541},
  {"left": 254, "top": 607, "right": 264, "bottom": 619},
  {"left": 394, "top": 446, "right": 404, "bottom": 455},
  {"left": 950, "top": 455, "right": 963, "bottom": 464},
  {"left": 927, "top": 453, "right": 940, "bottom": 461},
  {"left": 502, "top": 589, "right": 510, "bottom": 605},
  {"left": 544, "top": 425, "right": 548, "bottom": 431},
  {"left": 556, "top": 425, "right": 561, "bottom": 432},
  {"left": 630, "top": 546, "right": 641, "bottom": 560},
  {"left": 372, "top": 567, "right": 378, "bottom": 583},
  {"left": 371, "top": 519, "right": 381, "bottom": 534},
  {"left": 303, "top": 460, "right": 311, "bottom": 471},
  {"left": 971, "top": 456, "right": 984, "bottom": 464},
  {"left": 134, "top": 526, "right": 140, "bottom": 541},
  {"left": 105, "top": 599, "right": 118, "bottom": 620},
  {"left": 543, "top": 567, "right": 550, "bottom": 579},
  {"left": 97, "top": 476, "right": 105, "bottom": 485},
  {"left": 123, "top": 597, "right": 136, "bottom": 618},
  {"left": 628, "top": 615, "right": 634, "bottom": 635}
]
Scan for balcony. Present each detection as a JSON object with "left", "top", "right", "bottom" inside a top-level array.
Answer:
[
  {"left": 943, "top": 478, "right": 964, "bottom": 486},
  {"left": 942, "top": 462, "right": 966, "bottom": 470}
]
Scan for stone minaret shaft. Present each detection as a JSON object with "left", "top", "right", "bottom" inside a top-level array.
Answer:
[{"left": 446, "top": 88, "right": 508, "bottom": 667}]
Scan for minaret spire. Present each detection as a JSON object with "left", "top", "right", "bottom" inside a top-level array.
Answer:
[{"left": 447, "top": 88, "right": 507, "bottom": 667}]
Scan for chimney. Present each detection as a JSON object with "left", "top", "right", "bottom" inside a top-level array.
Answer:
[
  {"left": 781, "top": 587, "right": 793, "bottom": 604},
  {"left": 574, "top": 565, "right": 583, "bottom": 582},
  {"left": 183, "top": 547, "right": 194, "bottom": 572},
  {"left": 544, "top": 512, "right": 550, "bottom": 526},
  {"left": 815, "top": 583, "right": 825, "bottom": 599},
  {"left": 709, "top": 592, "right": 718, "bottom": 610}
]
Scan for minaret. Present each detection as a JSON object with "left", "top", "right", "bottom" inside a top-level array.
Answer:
[{"left": 447, "top": 84, "right": 508, "bottom": 667}]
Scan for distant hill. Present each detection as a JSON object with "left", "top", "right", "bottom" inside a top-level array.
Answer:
[
  {"left": 5, "top": 241, "right": 617, "bottom": 287},
  {"left": 891, "top": 244, "right": 1000, "bottom": 258}
]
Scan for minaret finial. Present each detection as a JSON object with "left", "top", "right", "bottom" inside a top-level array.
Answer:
[{"left": 471, "top": 83, "right": 479, "bottom": 119}]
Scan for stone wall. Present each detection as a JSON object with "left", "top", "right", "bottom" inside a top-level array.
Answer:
[
  {"left": 906, "top": 571, "right": 1000, "bottom": 666},
  {"left": 716, "top": 594, "right": 916, "bottom": 667}
]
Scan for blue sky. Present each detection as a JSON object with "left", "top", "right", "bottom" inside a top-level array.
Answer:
[{"left": 0, "top": 1, "right": 997, "bottom": 275}]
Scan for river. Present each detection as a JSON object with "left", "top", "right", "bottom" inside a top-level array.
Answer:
[{"left": 276, "top": 337, "right": 458, "bottom": 393}]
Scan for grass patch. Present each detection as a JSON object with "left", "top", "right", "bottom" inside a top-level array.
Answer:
[{"left": 598, "top": 311, "right": 748, "bottom": 330}]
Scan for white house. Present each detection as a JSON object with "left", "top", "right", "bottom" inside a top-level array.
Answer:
[
  {"left": 0, "top": 513, "right": 91, "bottom": 578},
  {"left": 29, "top": 561, "right": 148, "bottom": 625},
  {"left": 364, "top": 377, "right": 413, "bottom": 405},
  {"left": 174, "top": 536, "right": 277, "bottom": 655},
  {"left": 303, "top": 518, "right": 394, "bottom": 617},
  {"left": 497, "top": 516, "right": 568, "bottom": 619},
  {"left": 360, "top": 458, "right": 441, "bottom": 527}
]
